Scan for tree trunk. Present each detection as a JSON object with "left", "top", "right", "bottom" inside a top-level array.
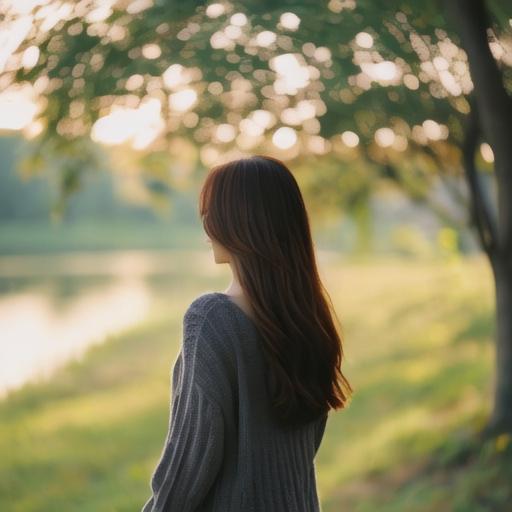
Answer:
[
  {"left": 490, "top": 255, "right": 512, "bottom": 434},
  {"left": 446, "top": 0, "right": 512, "bottom": 436}
]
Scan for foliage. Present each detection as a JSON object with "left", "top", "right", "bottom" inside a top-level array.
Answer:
[{"left": 1, "top": 1, "right": 510, "bottom": 212}]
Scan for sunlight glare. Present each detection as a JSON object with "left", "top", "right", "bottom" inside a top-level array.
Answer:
[
  {"left": 206, "top": 3, "right": 225, "bottom": 18},
  {"left": 162, "top": 63, "right": 191, "bottom": 89},
  {"left": 250, "top": 109, "right": 276, "bottom": 129},
  {"left": 361, "top": 61, "right": 401, "bottom": 83},
  {"left": 0, "top": 15, "right": 33, "bottom": 73},
  {"left": 215, "top": 123, "right": 236, "bottom": 143},
  {"left": 0, "top": 84, "right": 38, "bottom": 130},
  {"left": 91, "top": 98, "right": 164, "bottom": 148},
  {"left": 341, "top": 130, "right": 359, "bottom": 147},
  {"left": 169, "top": 88, "right": 198, "bottom": 112},
  {"left": 85, "top": 4, "right": 114, "bottom": 23},
  {"left": 127, "top": 0, "right": 154, "bottom": 14},
  {"left": 210, "top": 30, "right": 233, "bottom": 49},
  {"left": 0, "top": 278, "right": 152, "bottom": 397},
  {"left": 21, "top": 45, "right": 40, "bottom": 69},
  {"left": 422, "top": 119, "right": 448, "bottom": 140},
  {"left": 272, "top": 126, "right": 297, "bottom": 149},
  {"left": 355, "top": 32, "right": 373, "bottom": 48},
  {"left": 142, "top": 43, "right": 161, "bottom": 59},
  {"left": 375, "top": 127, "right": 395, "bottom": 147},
  {"left": 3, "top": 0, "right": 49, "bottom": 14},
  {"left": 256, "top": 30, "right": 277, "bottom": 47},
  {"left": 239, "top": 117, "right": 264, "bottom": 137},
  {"left": 480, "top": 143, "right": 494, "bottom": 163},
  {"left": 230, "top": 13, "right": 247, "bottom": 26},
  {"left": 270, "top": 53, "right": 311, "bottom": 94},
  {"left": 280, "top": 12, "right": 301, "bottom": 31}
]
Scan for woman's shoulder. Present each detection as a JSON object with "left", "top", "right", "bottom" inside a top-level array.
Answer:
[
  {"left": 184, "top": 291, "right": 226, "bottom": 321},
  {"left": 185, "top": 291, "right": 238, "bottom": 318},
  {"left": 183, "top": 292, "right": 241, "bottom": 369},
  {"left": 183, "top": 291, "right": 240, "bottom": 334},
  {"left": 184, "top": 291, "right": 256, "bottom": 345}
]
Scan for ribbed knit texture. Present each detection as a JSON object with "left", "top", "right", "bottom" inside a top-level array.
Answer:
[{"left": 141, "top": 291, "right": 329, "bottom": 512}]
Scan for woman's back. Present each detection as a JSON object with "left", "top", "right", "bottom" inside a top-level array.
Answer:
[{"left": 142, "top": 292, "right": 328, "bottom": 512}]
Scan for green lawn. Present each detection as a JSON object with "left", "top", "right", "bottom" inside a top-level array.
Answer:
[{"left": 1, "top": 254, "right": 510, "bottom": 511}]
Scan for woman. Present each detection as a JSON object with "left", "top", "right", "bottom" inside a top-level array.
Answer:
[{"left": 142, "top": 155, "right": 352, "bottom": 512}]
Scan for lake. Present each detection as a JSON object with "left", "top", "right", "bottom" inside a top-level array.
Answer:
[{"left": 0, "top": 249, "right": 228, "bottom": 398}]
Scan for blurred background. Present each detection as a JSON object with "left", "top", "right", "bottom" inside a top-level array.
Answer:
[{"left": 0, "top": 1, "right": 511, "bottom": 511}]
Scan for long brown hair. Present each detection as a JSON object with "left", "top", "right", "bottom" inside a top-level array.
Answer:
[{"left": 199, "top": 155, "right": 353, "bottom": 427}]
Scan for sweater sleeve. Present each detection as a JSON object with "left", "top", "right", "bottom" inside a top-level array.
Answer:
[{"left": 141, "top": 306, "right": 225, "bottom": 512}]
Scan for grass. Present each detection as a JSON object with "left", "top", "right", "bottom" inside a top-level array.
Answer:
[{"left": 1, "top": 254, "right": 510, "bottom": 511}]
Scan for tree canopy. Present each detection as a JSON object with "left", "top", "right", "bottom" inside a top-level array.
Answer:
[{"left": 1, "top": 1, "right": 509, "bottom": 200}]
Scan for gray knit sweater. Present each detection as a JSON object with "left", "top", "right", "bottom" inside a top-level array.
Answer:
[{"left": 141, "top": 291, "right": 328, "bottom": 512}]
